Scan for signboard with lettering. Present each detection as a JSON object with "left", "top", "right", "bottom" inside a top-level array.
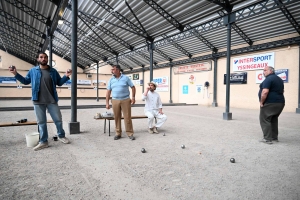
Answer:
[
  {"left": 232, "top": 52, "right": 274, "bottom": 71},
  {"left": 173, "top": 61, "right": 211, "bottom": 74},
  {"left": 0, "top": 76, "right": 17, "bottom": 84},
  {"left": 256, "top": 69, "right": 289, "bottom": 83},
  {"left": 133, "top": 74, "right": 139, "bottom": 80},
  {"left": 224, "top": 72, "right": 247, "bottom": 84},
  {"left": 153, "top": 76, "right": 169, "bottom": 92}
]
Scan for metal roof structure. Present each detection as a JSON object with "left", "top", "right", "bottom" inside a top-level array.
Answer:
[{"left": 0, "top": 0, "right": 299, "bottom": 72}]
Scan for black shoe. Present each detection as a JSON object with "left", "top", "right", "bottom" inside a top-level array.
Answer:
[
  {"left": 272, "top": 139, "right": 279, "bottom": 142},
  {"left": 129, "top": 135, "right": 135, "bottom": 140},
  {"left": 114, "top": 135, "right": 121, "bottom": 140}
]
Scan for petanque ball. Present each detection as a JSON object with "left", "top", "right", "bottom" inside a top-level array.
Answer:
[
  {"left": 141, "top": 148, "right": 146, "bottom": 153},
  {"left": 230, "top": 158, "right": 235, "bottom": 163},
  {"left": 181, "top": 144, "right": 185, "bottom": 149}
]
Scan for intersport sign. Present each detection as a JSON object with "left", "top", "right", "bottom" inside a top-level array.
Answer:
[{"left": 232, "top": 52, "right": 274, "bottom": 72}]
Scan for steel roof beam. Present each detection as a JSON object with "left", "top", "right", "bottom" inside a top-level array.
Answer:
[
  {"left": 138, "top": 52, "right": 157, "bottom": 65},
  {"left": 77, "top": 10, "right": 134, "bottom": 50},
  {"left": 77, "top": 14, "right": 118, "bottom": 55},
  {"left": 42, "top": 0, "right": 69, "bottom": 52},
  {"left": 274, "top": 0, "right": 300, "bottom": 34},
  {"left": 154, "top": 48, "right": 172, "bottom": 61},
  {"left": 1, "top": 34, "right": 40, "bottom": 52},
  {"left": 127, "top": 56, "right": 145, "bottom": 67},
  {"left": 163, "top": 35, "right": 192, "bottom": 58},
  {"left": 118, "top": 60, "right": 132, "bottom": 70},
  {"left": 3, "top": 0, "right": 50, "bottom": 25},
  {"left": 2, "top": 41, "right": 36, "bottom": 60},
  {"left": 54, "top": 30, "right": 102, "bottom": 62},
  {"left": 92, "top": 0, "right": 151, "bottom": 40},
  {"left": 218, "top": 10, "right": 253, "bottom": 46},
  {"left": 143, "top": 0, "right": 185, "bottom": 32},
  {"left": 207, "top": 0, "right": 233, "bottom": 13},
  {"left": 53, "top": 46, "right": 87, "bottom": 68},
  {"left": 0, "top": 8, "right": 45, "bottom": 38},
  {"left": 0, "top": 30, "right": 41, "bottom": 51},
  {"left": 186, "top": 24, "right": 218, "bottom": 52},
  {"left": 61, "top": 17, "right": 87, "bottom": 36},
  {"left": 0, "top": 22, "right": 43, "bottom": 46},
  {"left": 125, "top": 1, "right": 148, "bottom": 36}
]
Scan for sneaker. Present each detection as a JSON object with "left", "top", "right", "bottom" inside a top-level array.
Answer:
[
  {"left": 114, "top": 135, "right": 121, "bottom": 140},
  {"left": 58, "top": 137, "right": 70, "bottom": 144},
  {"left": 33, "top": 142, "right": 49, "bottom": 151},
  {"left": 129, "top": 135, "right": 135, "bottom": 140},
  {"left": 153, "top": 127, "right": 159, "bottom": 134},
  {"left": 148, "top": 128, "right": 154, "bottom": 134},
  {"left": 260, "top": 138, "right": 273, "bottom": 144}
]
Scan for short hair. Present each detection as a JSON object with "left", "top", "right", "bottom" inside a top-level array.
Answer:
[
  {"left": 112, "top": 65, "right": 121, "bottom": 71},
  {"left": 268, "top": 66, "right": 275, "bottom": 73},
  {"left": 36, "top": 52, "right": 48, "bottom": 58}
]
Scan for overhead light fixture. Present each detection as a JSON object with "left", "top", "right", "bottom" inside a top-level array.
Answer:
[{"left": 58, "top": 19, "right": 64, "bottom": 25}]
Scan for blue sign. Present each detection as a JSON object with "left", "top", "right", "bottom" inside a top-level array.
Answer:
[
  {"left": 182, "top": 85, "right": 188, "bottom": 94},
  {"left": 275, "top": 69, "right": 288, "bottom": 83},
  {"left": 0, "top": 76, "right": 17, "bottom": 83}
]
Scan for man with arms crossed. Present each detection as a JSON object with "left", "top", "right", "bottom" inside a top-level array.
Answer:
[
  {"left": 258, "top": 66, "right": 285, "bottom": 144},
  {"left": 9, "top": 52, "right": 71, "bottom": 150},
  {"left": 106, "top": 65, "right": 136, "bottom": 140},
  {"left": 142, "top": 81, "right": 167, "bottom": 134}
]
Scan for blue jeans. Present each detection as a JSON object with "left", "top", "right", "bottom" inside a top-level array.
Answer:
[{"left": 34, "top": 103, "right": 65, "bottom": 143}]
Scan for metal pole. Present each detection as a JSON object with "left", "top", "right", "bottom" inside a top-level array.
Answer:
[
  {"left": 96, "top": 62, "right": 99, "bottom": 102},
  {"left": 69, "top": 0, "right": 80, "bottom": 134},
  {"left": 116, "top": 54, "right": 119, "bottom": 65},
  {"left": 48, "top": 27, "right": 52, "bottom": 68},
  {"left": 212, "top": 58, "right": 218, "bottom": 107},
  {"left": 297, "top": 43, "right": 300, "bottom": 113},
  {"left": 142, "top": 66, "right": 145, "bottom": 93},
  {"left": 223, "top": 15, "right": 232, "bottom": 120},
  {"left": 149, "top": 41, "right": 154, "bottom": 81},
  {"left": 169, "top": 63, "right": 173, "bottom": 103}
]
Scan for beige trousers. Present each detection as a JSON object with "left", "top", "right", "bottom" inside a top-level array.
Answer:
[{"left": 112, "top": 98, "right": 134, "bottom": 137}]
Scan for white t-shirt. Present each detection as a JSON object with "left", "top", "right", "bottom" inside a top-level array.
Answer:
[{"left": 142, "top": 91, "right": 162, "bottom": 110}]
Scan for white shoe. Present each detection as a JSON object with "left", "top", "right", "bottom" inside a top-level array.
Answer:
[
  {"left": 58, "top": 137, "right": 70, "bottom": 144},
  {"left": 33, "top": 142, "right": 49, "bottom": 151}
]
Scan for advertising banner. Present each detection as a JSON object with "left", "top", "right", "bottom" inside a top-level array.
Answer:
[
  {"left": 77, "top": 80, "right": 91, "bottom": 85},
  {"left": 0, "top": 76, "right": 17, "bottom": 83},
  {"left": 173, "top": 61, "right": 211, "bottom": 74},
  {"left": 233, "top": 52, "right": 274, "bottom": 71},
  {"left": 256, "top": 69, "right": 289, "bottom": 83},
  {"left": 153, "top": 76, "right": 169, "bottom": 92}
]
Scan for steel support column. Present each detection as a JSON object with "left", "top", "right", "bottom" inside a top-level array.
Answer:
[
  {"left": 142, "top": 67, "right": 145, "bottom": 93},
  {"left": 48, "top": 27, "right": 53, "bottom": 68},
  {"left": 297, "top": 43, "right": 300, "bottom": 113},
  {"left": 96, "top": 62, "right": 99, "bottom": 102},
  {"left": 169, "top": 63, "right": 173, "bottom": 103},
  {"left": 69, "top": 0, "right": 80, "bottom": 134},
  {"left": 149, "top": 41, "right": 154, "bottom": 81},
  {"left": 223, "top": 15, "right": 233, "bottom": 120},
  {"left": 212, "top": 57, "right": 218, "bottom": 107}
]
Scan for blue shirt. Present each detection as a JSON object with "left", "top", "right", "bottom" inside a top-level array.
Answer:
[
  {"left": 14, "top": 66, "right": 69, "bottom": 102},
  {"left": 107, "top": 74, "right": 134, "bottom": 100},
  {"left": 258, "top": 73, "right": 285, "bottom": 104}
]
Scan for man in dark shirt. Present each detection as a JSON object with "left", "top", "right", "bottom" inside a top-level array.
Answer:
[{"left": 258, "top": 66, "right": 285, "bottom": 144}]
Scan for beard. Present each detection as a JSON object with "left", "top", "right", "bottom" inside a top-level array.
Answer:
[{"left": 38, "top": 60, "right": 47, "bottom": 65}]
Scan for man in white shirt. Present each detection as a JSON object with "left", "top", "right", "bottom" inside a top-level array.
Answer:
[{"left": 142, "top": 81, "right": 167, "bottom": 134}]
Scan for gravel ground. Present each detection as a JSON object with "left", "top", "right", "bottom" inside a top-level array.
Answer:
[{"left": 0, "top": 102, "right": 300, "bottom": 200}]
